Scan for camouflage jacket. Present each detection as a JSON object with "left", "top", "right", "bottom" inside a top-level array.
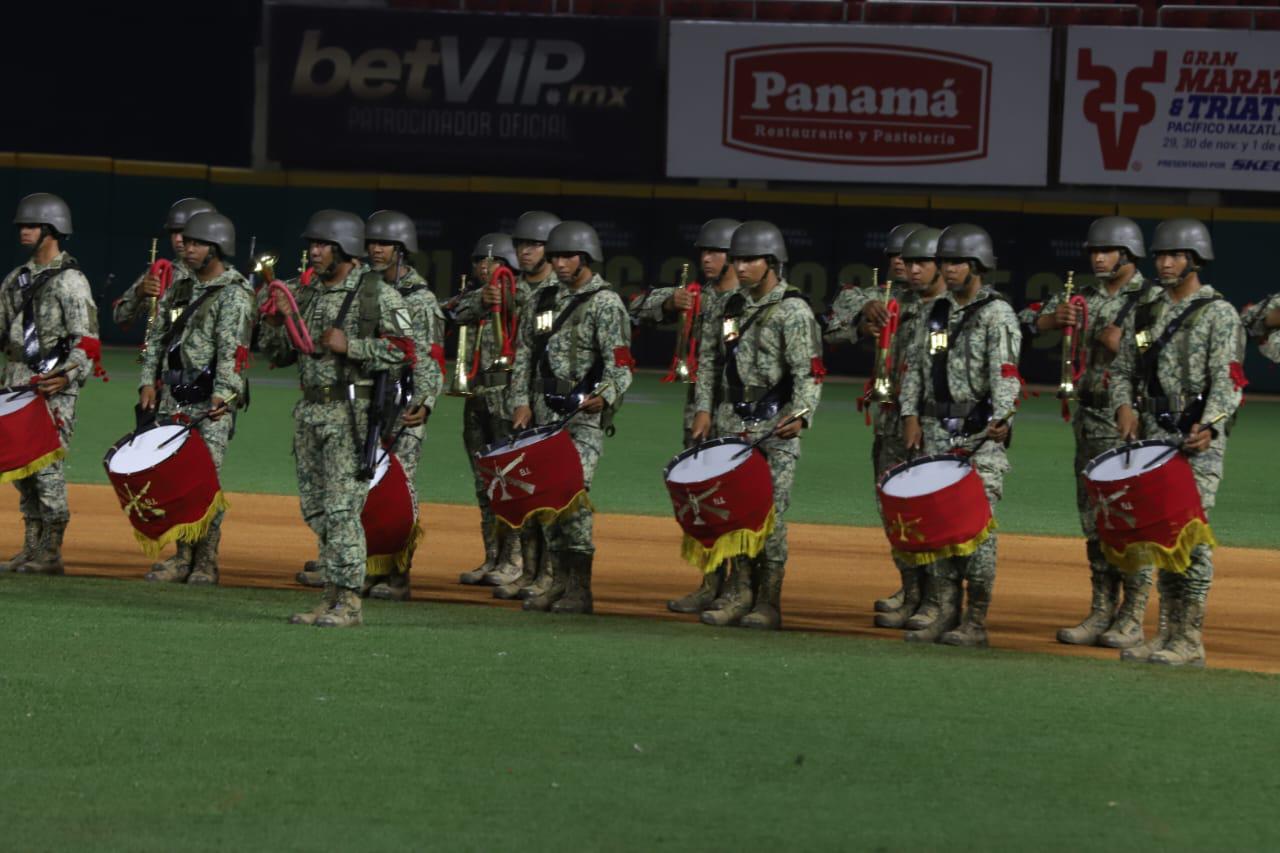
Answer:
[
  {"left": 138, "top": 267, "right": 256, "bottom": 404},
  {"left": 388, "top": 267, "right": 444, "bottom": 412},
  {"left": 1110, "top": 284, "right": 1245, "bottom": 426},
  {"left": 510, "top": 273, "right": 634, "bottom": 411},
  {"left": 0, "top": 251, "right": 96, "bottom": 387},
  {"left": 822, "top": 282, "right": 910, "bottom": 347},
  {"left": 259, "top": 263, "right": 413, "bottom": 390},
  {"left": 899, "top": 286, "right": 1022, "bottom": 424},
  {"left": 1240, "top": 292, "right": 1280, "bottom": 363},
  {"left": 1019, "top": 272, "right": 1159, "bottom": 405},
  {"left": 885, "top": 289, "right": 941, "bottom": 401},
  {"left": 113, "top": 259, "right": 192, "bottom": 328},
  {"left": 694, "top": 279, "right": 824, "bottom": 439},
  {"left": 449, "top": 272, "right": 534, "bottom": 413}
]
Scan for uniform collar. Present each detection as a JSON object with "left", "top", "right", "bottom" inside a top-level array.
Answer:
[
  {"left": 742, "top": 278, "right": 788, "bottom": 308},
  {"left": 27, "top": 250, "right": 69, "bottom": 274},
  {"left": 558, "top": 272, "right": 605, "bottom": 298},
  {"left": 319, "top": 263, "right": 368, "bottom": 293}
]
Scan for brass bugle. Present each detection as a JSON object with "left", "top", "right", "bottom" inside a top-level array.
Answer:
[
  {"left": 447, "top": 274, "right": 475, "bottom": 397},
  {"left": 868, "top": 266, "right": 894, "bottom": 403},
  {"left": 1057, "top": 271, "right": 1078, "bottom": 401},
  {"left": 137, "top": 238, "right": 161, "bottom": 364},
  {"left": 670, "top": 263, "right": 695, "bottom": 383}
]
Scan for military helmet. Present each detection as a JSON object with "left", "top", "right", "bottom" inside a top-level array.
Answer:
[
  {"left": 1084, "top": 216, "right": 1145, "bottom": 259},
  {"left": 728, "top": 220, "right": 788, "bottom": 264},
  {"left": 936, "top": 223, "right": 997, "bottom": 271},
  {"left": 471, "top": 232, "right": 519, "bottom": 270},
  {"left": 900, "top": 227, "right": 943, "bottom": 261},
  {"left": 301, "top": 209, "right": 365, "bottom": 258},
  {"left": 13, "top": 192, "right": 72, "bottom": 236},
  {"left": 365, "top": 210, "right": 418, "bottom": 254},
  {"left": 183, "top": 212, "right": 236, "bottom": 258},
  {"left": 512, "top": 210, "right": 562, "bottom": 244},
  {"left": 694, "top": 218, "right": 742, "bottom": 251},
  {"left": 1150, "top": 218, "right": 1214, "bottom": 263},
  {"left": 164, "top": 197, "right": 216, "bottom": 233},
  {"left": 885, "top": 222, "right": 927, "bottom": 256},
  {"left": 545, "top": 221, "right": 603, "bottom": 265}
]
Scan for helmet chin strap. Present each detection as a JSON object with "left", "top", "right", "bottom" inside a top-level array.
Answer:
[{"left": 1160, "top": 255, "right": 1198, "bottom": 287}]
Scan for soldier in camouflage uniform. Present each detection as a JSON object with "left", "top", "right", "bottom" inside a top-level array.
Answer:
[
  {"left": 509, "top": 220, "right": 634, "bottom": 615},
  {"left": 262, "top": 210, "right": 415, "bottom": 628},
  {"left": 113, "top": 198, "right": 215, "bottom": 329},
  {"left": 137, "top": 213, "right": 255, "bottom": 585},
  {"left": 1240, "top": 292, "right": 1280, "bottom": 364},
  {"left": 1019, "top": 217, "right": 1161, "bottom": 649},
  {"left": 691, "top": 221, "right": 825, "bottom": 631},
  {"left": 899, "top": 224, "right": 1022, "bottom": 647},
  {"left": 628, "top": 217, "right": 742, "bottom": 613},
  {"left": 451, "top": 231, "right": 528, "bottom": 588},
  {"left": 1111, "top": 219, "right": 1245, "bottom": 667},
  {"left": 0, "top": 194, "right": 100, "bottom": 575}
]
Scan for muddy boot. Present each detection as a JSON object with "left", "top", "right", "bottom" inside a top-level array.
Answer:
[
  {"left": 522, "top": 553, "right": 566, "bottom": 612},
  {"left": 741, "top": 560, "right": 785, "bottom": 630},
  {"left": 370, "top": 572, "right": 412, "bottom": 601},
  {"left": 518, "top": 545, "right": 557, "bottom": 602},
  {"left": 1121, "top": 576, "right": 1175, "bottom": 663},
  {"left": 494, "top": 532, "right": 541, "bottom": 600},
  {"left": 550, "top": 551, "right": 594, "bottom": 615},
  {"left": 875, "top": 567, "right": 924, "bottom": 629},
  {"left": 1, "top": 518, "right": 42, "bottom": 573},
  {"left": 187, "top": 529, "right": 221, "bottom": 586},
  {"left": 295, "top": 560, "right": 326, "bottom": 587},
  {"left": 145, "top": 542, "right": 195, "bottom": 583},
  {"left": 905, "top": 572, "right": 943, "bottom": 631},
  {"left": 460, "top": 520, "right": 498, "bottom": 585},
  {"left": 941, "top": 579, "right": 991, "bottom": 648},
  {"left": 483, "top": 530, "right": 523, "bottom": 587},
  {"left": 701, "top": 559, "right": 754, "bottom": 627},
  {"left": 1056, "top": 569, "right": 1120, "bottom": 646},
  {"left": 874, "top": 586, "right": 905, "bottom": 613},
  {"left": 316, "top": 587, "right": 364, "bottom": 628},
  {"left": 1099, "top": 569, "right": 1152, "bottom": 649},
  {"left": 704, "top": 558, "right": 745, "bottom": 612},
  {"left": 1150, "top": 595, "right": 1205, "bottom": 668},
  {"left": 289, "top": 584, "right": 337, "bottom": 625},
  {"left": 18, "top": 520, "right": 66, "bottom": 575},
  {"left": 667, "top": 564, "right": 726, "bottom": 614},
  {"left": 905, "top": 576, "right": 960, "bottom": 644}
]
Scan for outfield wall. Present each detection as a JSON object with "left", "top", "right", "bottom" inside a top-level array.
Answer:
[{"left": 2, "top": 153, "right": 1276, "bottom": 390}]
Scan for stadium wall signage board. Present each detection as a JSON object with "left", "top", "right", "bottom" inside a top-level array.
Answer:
[
  {"left": 265, "top": 4, "right": 662, "bottom": 177},
  {"left": 1061, "top": 27, "right": 1280, "bottom": 190},
  {"left": 665, "top": 21, "right": 1051, "bottom": 185}
]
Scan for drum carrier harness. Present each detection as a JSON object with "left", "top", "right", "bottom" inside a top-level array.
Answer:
[
  {"left": 719, "top": 287, "right": 808, "bottom": 423},
  {"left": 923, "top": 294, "right": 1001, "bottom": 437},
  {"left": 531, "top": 284, "right": 605, "bottom": 416},
  {"left": 1133, "top": 293, "right": 1222, "bottom": 435},
  {"left": 13, "top": 257, "right": 81, "bottom": 375}
]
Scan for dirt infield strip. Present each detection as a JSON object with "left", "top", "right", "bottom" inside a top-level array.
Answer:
[{"left": 6, "top": 484, "right": 1280, "bottom": 674}]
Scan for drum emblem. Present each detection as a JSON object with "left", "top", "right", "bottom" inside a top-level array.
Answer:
[
  {"left": 889, "top": 513, "right": 925, "bottom": 545},
  {"left": 482, "top": 453, "right": 536, "bottom": 502},
  {"left": 115, "top": 481, "right": 167, "bottom": 522},
  {"left": 676, "top": 482, "right": 731, "bottom": 527},
  {"left": 1092, "top": 486, "right": 1137, "bottom": 529}
]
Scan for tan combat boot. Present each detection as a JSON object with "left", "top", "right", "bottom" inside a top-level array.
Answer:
[
  {"left": 1056, "top": 569, "right": 1120, "bottom": 645},
  {"left": 494, "top": 532, "right": 541, "bottom": 600},
  {"left": 1150, "top": 599, "right": 1206, "bottom": 667},
  {"left": 295, "top": 560, "right": 325, "bottom": 587},
  {"left": 370, "top": 572, "right": 412, "bottom": 601},
  {"left": 1, "top": 518, "right": 42, "bottom": 573},
  {"left": 460, "top": 521, "right": 498, "bottom": 585},
  {"left": 523, "top": 553, "right": 567, "bottom": 612},
  {"left": 941, "top": 579, "right": 992, "bottom": 648},
  {"left": 316, "top": 587, "right": 364, "bottom": 628},
  {"left": 667, "top": 564, "right": 726, "bottom": 614},
  {"left": 874, "top": 567, "right": 924, "bottom": 629},
  {"left": 904, "top": 576, "right": 961, "bottom": 644},
  {"left": 550, "top": 551, "right": 594, "bottom": 615},
  {"left": 187, "top": 529, "right": 221, "bottom": 586},
  {"left": 1121, "top": 579, "right": 1175, "bottom": 663},
  {"left": 741, "top": 560, "right": 786, "bottom": 630},
  {"left": 701, "top": 558, "right": 754, "bottom": 627},
  {"left": 874, "top": 586, "right": 905, "bottom": 613},
  {"left": 904, "top": 571, "right": 944, "bottom": 631},
  {"left": 18, "top": 520, "right": 67, "bottom": 575},
  {"left": 289, "top": 584, "right": 337, "bottom": 625},
  {"left": 1098, "top": 569, "right": 1152, "bottom": 649},
  {"left": 146, "top": 542, "right": 195, "bottom": 583},
  {"left": 483, "top": 530, "right": 524, "bottom": 587}
]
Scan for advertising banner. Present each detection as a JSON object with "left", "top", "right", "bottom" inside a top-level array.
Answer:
[
  {"left": 266, "top": 3, "right": 662, "bottom": 177},
  {"left": 1061, "top": 27, "right": 1280, "bottom": 190},
  {"left": 666, "top": 21, "right": 1051, "bottom": 185}
]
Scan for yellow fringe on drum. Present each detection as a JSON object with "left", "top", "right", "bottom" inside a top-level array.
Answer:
[
  {"left": 367, "top": 522, "right": 425, "bottom": 578},
  {"left": 890, "top": 518, "right": 999, "bottom": 567},
  {"left": 491, "top": 489, "right": 594, "bottom": 535},
  {"left": 131, "top": 491, "right": 231, "bottom": 559},
  {"left": 0, "top": 447, "right": 66, "bottom": 484},
  {"left": 680, "top": 506, "right": 777, "bottom": 575},
  {"left": 1099, "top": 518, "right": 1218, "bottom": 575}
]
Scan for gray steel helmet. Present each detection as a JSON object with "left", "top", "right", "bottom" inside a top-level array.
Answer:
[
  {"left": 365, "top": 210, "right": 419, "bottom": 254},
  {"left": 301, "top": 209, "right": 365, "bottom": 258},
  {"left": 471, "top": 232, "right": 519, "bottom": 270},
  {"left": 512, "top": 210, "right": 562, "bottom": 244},
  {"left": 900, "top": 227, "right": 943, "bottom": 261},
  {"left": 885, "top": 222, "right": 927, "bottom": 256},
  {"left": 1084, "top": 216, "right": 1145, "bottom": 259},
  {"left": 545, "top": 221, "right": 603, "bottom": 265},
  {"left": 694, "top": 218, "right": 742, "bottom": 251},
  {"left": 13, "top": 192, "right": 72, "bottom": 236},
  {"left": 183, "top": 212, "right": 236, "bottom": 258},
  {"left": 936, "top": 223, "right": 997, "bottom": 271},
  {"left": 164, "top": 197, "right": 216, "bottom": 232},
  {"left": 728, "top": 220, "right": 788, "bottom": 264},
  {"left": 1150, "top": 218, "right": 1214, "bottom": 263}
]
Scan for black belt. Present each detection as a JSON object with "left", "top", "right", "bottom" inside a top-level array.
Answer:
[
  {"left": 1077, "top": 390, "right": 1108, "bottom": 409},
  {"left": 164, "top": 367, "right": 214, "bottom": 405},
  {"left": 1137, "top": 394, "right": 1199, "bottom": 415},
  {"left": 726, "top": 384, "right": 774, "bottom": 405},
  {"left": 922, "top": 401, "right": 978, "bottom": 419},
  {"left": 481, "top": 370, "right": 512, "bottom": 388},
  {"left": 302, "top": 384, "right": 374, "bottom": 404}
]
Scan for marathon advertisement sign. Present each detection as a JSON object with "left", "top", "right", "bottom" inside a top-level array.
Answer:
[
  {"left": 1061, "top": 28, "right": 1280, "bottom": 190},
  {"left": 266, "top": 4, "right": 661, "bottom": 177},
  {"left": 666, "top": 22, "right": 1051, "bottom": 185}
]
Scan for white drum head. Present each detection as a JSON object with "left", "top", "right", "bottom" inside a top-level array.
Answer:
[
  {"left": 881, "top": 459, "right": 970, "bottom": 498},
  {"left": 0, "top": 390, "right": 36, "bottom": 416},
  {"left": 108, "top": 425, "right": 188, "bottom": 474},
  {"left": 368, "top": 452, "right": 391, "bottom": 492},
  {"left": 1088, "top": 444, "right": 1172, "bottom": 482},
  {"left": 667, "top": 442, "right": 747, "bottom": 484},
  {"left": 480, "top": 428, "right": 550, "bottom": 459}
]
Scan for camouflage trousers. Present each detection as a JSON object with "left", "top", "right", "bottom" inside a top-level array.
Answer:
[
  {"left": 920, "top": 418, "right": 1009, "bottom": 584},
  {"left": 1144, "top": 418, "right": 1226, "bottom": 605},
  {"left": 464, "top": 395, "right": 513, "bottom": 547},
  {"left": 713, "top": 416, "right": 800, "bottom": 564},
  {"left": 13, "top": 388, "right": 80, "bottom": 525},
  {"left": 156, "top": 387, "right": 234, "bottom": 540},
  {"left": 1073, "top": 404, "right": 1153, "bottom": 587},
  {"left": 380, "top": 420, "right": 426, "bottom": 579},
  {"left": 532, "top": 398, "right": 603, "bottom": 555},
  {"left": 871, "top": 405, "right": 917, "bottom": 579},
  {"left": 293, "top": 400, "right": 370, "bottom": 592}
]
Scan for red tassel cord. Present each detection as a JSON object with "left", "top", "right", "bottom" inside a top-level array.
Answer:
[
  {"left": 613, "top": 346, "right": 637, "bottom": 372},
  {"left": 385, "top": 336, "right": 418, "bottom": 368},
  {"left": 259, "top": 280, "right": 315, "bottom": 354},
  {"left": 233, "top": 345, "right": 253, "bottom": 374},
  {"left": 810, "top": 356, "right": 827, "bottom": 384},
  {"left": 856, "top": 297, "right": 899, "bottom": 426},
  {"left": 488, "top": 265, "right": 519, "bottom": 367},
  {"left": 429, "top": 343, "right": 446, "bottom": 373},
  {"left": 662, "top": 284, "right": 701, "bottom": 382},
  {"left": 76, "top": 336, "right": 109, "bottom": 382}
]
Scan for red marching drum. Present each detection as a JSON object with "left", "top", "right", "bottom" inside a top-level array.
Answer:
[
  {"left": 363, "top": 450, "right": 422, "bottom": 574},
  {"left": 0, "top": 389, "right": 65, "bottom": 484},
  {"left": 663, "top": 437, "right": 776, "bottom": 573},
  {"left": 476, "top": 425, "right": 590, "bottom": 531},
  {"left": 876, "top": 454, "right": 995, "bottom": 565}
]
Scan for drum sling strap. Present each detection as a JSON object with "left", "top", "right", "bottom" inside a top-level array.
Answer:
[
  {"left": 1111, "top": 280, "right": 1154, "bottom": 330},
  {"left": 1137, "top": 295, "right": 1219, "bottom": 428},
  {"left": 158, "top": 286, "right": 221, "bottom": 403},
  {"left": 927, "top": 296, "right": 998, "bottom": 430},
  {"left": 722, "top": 289, "right": 806, "bottom": 417},
  {"left": 533, "top": 285, "right": 604, "bottom": 406},
  {"left": 15, "top": 257, "right": 80, "bottom": 372}
]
